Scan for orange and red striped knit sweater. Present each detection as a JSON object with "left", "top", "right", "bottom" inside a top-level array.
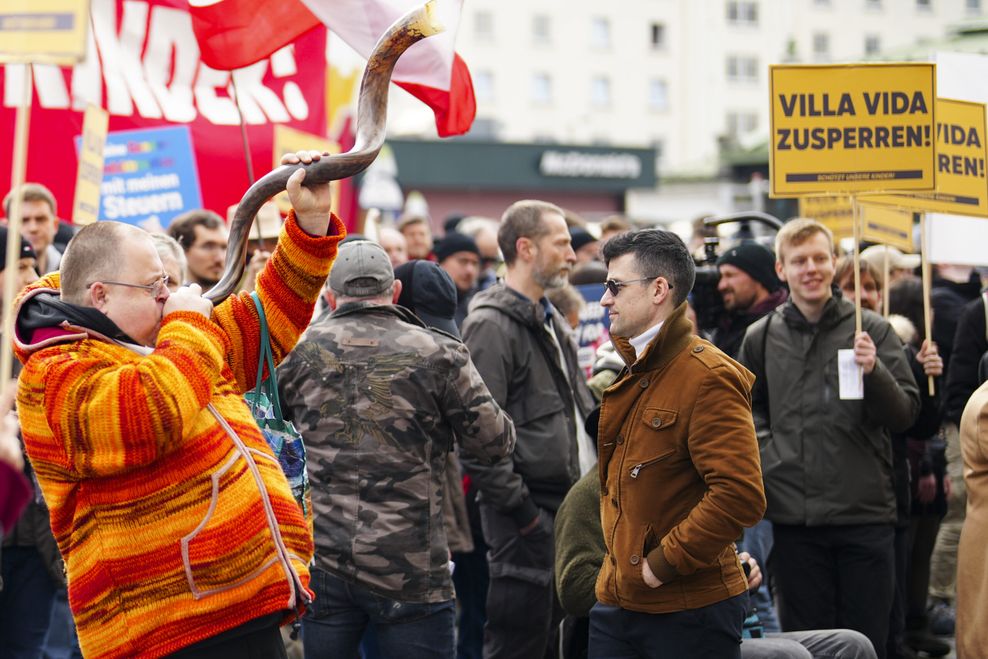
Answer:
[{"left": 13, "top": 212, "right": 344, "bottom": 659}]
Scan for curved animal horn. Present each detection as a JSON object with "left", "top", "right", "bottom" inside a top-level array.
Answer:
[{"left": 205, "top": 1, "right": 443, "bottom": 304}]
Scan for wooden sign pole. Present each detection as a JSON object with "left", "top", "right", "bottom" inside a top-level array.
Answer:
[
  {"left": 1, "top": 64, "right": 33, "bottom": 386},
  {"left": 920, "top": 213, "right": 935, "bottom": 396},
  {"left": 851, "top": 194, "right": 863, "bottom": 334},
  {"left": 883, "top": 247, "right": 890, "bottom": 318}
]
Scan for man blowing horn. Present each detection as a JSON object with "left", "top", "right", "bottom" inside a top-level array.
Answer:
[{"left": 11, "top": 152, "right": 344, "bottom": 659}]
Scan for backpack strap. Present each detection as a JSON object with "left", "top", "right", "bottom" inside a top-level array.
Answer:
[
  {"left": 250, "top": 292, "right": 285, "bottom": 423},
  {"left": 982, "top": 291, "right": 988, "bottom": 344},
  {"left": 752, "top": 312, "right": 772, "bottom": 427}
]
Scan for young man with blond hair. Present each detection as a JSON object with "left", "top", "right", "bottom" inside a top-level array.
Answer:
[{"left": 738, "top": 218, "right": 920, "bottom": 659}]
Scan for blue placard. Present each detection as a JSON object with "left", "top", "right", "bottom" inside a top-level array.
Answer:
[
  {"left": 77, "top": 125, "right": 202, "bottom": 231},
  {"left": 574, "top": 283, "right": 610, "bottom": 374}
]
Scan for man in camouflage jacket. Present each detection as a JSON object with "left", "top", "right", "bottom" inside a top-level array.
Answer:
[{"left": 278, "top": 241, "right": 515, "bottom": 659}]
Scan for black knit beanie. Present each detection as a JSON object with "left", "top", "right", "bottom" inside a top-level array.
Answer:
[
  {"left": 715, "top": 242, "right": 780, "bottom": 292},
  {"left": 0, "top": 226, "right": 37, "bottom": 272}
]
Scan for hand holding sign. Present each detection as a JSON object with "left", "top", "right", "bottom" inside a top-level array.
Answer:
[{"left": 853, "top": 331, "right": 877, "bottom": 375}]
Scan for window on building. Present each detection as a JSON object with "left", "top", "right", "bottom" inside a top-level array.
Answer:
[
  {"left": 531, "top": 73, "right": 552, "bottom": 105},
  {"left": 864, "top": 34, "right": 881, "bottom": 55},
  {"left": 652, "top": 138, "right": 665, "bottom": 162},
  {"left": 727, "top": 55, "right": 759, "bottom": 82},
  {"left": 967, "top": 0, "right": 980, "bottom": 11},
  {"left": 814, "top": 0, "right": 832, "bottom": 5},
  {"left": 649, "top": 79, "right": 669, "bottom": 111},
  {"left": 650, "top": 22, "right": 666, "bottom": 49},
  {"left": 727, "top": 1, "right": 759, "bottom": 24},
  {"left": 726, "top": 112, "right": 759, "bottom": 136},
  {"left": 916, "top": 0, "right": 932, "bottom": 9},
  {"left": 466, "top": 118, "right": 500, "bottom": 140},
  {"left": 813, "top": 32, "right": 830, "bottom": 59},
  {"left": 533, "top": 14, "right": 551, "bottom": 45},
  {"left": 474, "top": 11, "right": 493, "bottom": 40},
  {"left": 591, "top": 17, "right": 611, "bottom": 48},
  {"left": 865, "top": 0, "right": 882, "bottom": 9},
  {"left": 591, "top": 76, "right": 611, "bottom": 107},
  {"left": 474, "top": 71, "right": 495, "bottom": 103}
]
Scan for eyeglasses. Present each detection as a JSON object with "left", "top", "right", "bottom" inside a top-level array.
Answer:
[
  {"left": 92, "top": 275, "right": 170, "bottom": 297},
  {"left": 604, "top": 276, "right": 669, "bottom": 297}
]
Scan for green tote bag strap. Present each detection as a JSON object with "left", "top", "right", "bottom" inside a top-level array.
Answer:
[{"left": 250, "top": 291, "right": 285, "bottom": 423}]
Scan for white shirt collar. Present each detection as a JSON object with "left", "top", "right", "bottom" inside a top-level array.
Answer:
[{"left": 629, "top": 321, "right": 663, "bottom": 362}]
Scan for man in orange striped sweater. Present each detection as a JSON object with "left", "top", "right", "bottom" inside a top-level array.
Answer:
[{"left": 11, "top": 152, "right": 344, "bottom": 659}]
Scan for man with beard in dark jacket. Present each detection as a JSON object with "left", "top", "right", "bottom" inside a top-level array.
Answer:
[
  {"left": 711, "top": 241, "right": 788, "bottom": 359},
  {"left": 461, "top": 200, "right": 595, "bottom": 659}
]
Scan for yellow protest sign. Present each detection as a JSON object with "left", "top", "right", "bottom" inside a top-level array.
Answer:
[
  {"left": 770, "top": 63, "right": 936, "bottom": 197},
  {"left": 272, "top": 125, "right": 340, "bottom": 215},
  {"left": 860, "top": 203, "right": 914, "bottom": 252},
  {"left": 798, "top": 195, "right": 855, "bottom": 241},
  {"left": 0, "top": 0, "right": 89, "bottom": 65},
  {"left": 862, "top": 98, "right": 988, "bottom": 217},
  {"left": 72, "top": 105, "right": 109, "bottom": 226}
]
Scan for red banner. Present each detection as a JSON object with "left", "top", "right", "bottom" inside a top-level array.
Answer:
[{"left": 0, "top": 0, "right": 327, "bottom": 223}]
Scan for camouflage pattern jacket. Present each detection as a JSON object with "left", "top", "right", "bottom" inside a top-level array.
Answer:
[{"left": 278, "top": 302, "right": 515, "bottom": 603}]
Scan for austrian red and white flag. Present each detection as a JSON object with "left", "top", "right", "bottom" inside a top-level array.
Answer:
[{"left": 188, "top": 0, "right": 475, "bottom": 137}]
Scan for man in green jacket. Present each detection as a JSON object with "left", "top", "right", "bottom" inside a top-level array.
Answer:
[{"left": 738, "top": 218, "right": 920, "bottom": 659}]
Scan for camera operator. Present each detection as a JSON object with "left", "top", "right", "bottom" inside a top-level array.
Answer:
[{"left": 710, "top": 242, "right": 788, "bottom": 359}]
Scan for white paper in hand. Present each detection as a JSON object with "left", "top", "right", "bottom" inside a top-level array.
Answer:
[{"left": 838, "top": 349, "right": 864, "bottom": 400}]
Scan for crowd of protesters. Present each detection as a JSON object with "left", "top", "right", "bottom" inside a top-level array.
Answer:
[{"left": 1, "top": 172, "right": 987, "bottom": 659}]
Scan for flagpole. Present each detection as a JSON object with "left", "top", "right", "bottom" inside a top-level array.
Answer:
[{"left": 230, "top": 75, "right": 267, "bottom": 251}]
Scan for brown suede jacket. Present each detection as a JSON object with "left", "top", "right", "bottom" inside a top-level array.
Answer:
[{"left": 595, "top": 302, "right": 766, "bottom": 613}]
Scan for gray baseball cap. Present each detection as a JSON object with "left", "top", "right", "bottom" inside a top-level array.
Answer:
[{"left": 329, "top": 240, "right": 395, "bottom": 297}]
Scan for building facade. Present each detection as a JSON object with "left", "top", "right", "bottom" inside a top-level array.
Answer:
[{"left": 382, "top": 0, "right": 983, "bottom": 223}]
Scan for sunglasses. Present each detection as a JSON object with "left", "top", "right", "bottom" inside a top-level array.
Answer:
[{"left": 604, "top": 276, "right": 669, "bottom": 297}]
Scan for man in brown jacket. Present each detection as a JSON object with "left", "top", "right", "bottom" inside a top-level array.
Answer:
[{"left": 592, "top": 228, "right": 766, "bottom": 658}]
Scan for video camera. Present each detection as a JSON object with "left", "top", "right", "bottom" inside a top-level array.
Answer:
[{"left": 692, "top": 211, "right": 784, "bottom": 333}]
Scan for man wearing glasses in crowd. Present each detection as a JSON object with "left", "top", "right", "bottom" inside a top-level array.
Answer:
[
  {"left": 590, "top": 228, "right": 766, "bottom": 658},
  {"left": 11, "top": 151, "right": 343, "bottom": 658}
]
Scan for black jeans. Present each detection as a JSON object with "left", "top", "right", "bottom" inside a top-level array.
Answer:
[
  {"left": 770, "top": 523, "right": 895, "bottom": 659},
  {"left": 0, "top": 546, "right": 58, "bottom": 658},
  {"left": 168, "top": 616, "right": 287, "bottom": 659},
  {"left": 302, "top": 569, "right": 455, "bottom": 659},
  {"left": 479, "top": 503, "right": 558, "bottom": 659},
  {"left": 587, "top": 593, "right": 747, "bottom": 658},
  {"left": 452, "top": 542, "right": 488, "bottom": 659}
]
